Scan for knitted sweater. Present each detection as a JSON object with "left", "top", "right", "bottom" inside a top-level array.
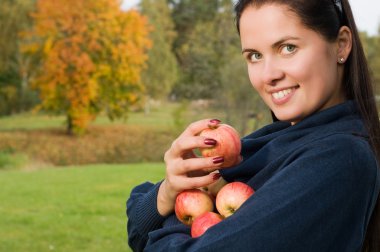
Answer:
[{"left": 127, "top": 101, "right": 380, "bottom": 252}]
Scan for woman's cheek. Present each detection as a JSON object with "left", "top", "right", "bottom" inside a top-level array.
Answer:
[
  {"left": 249, "top": 72, "right": 266, "bottom": 100},
  {"left": 247, "top": 66, "right": 259, "bottom": 89}
]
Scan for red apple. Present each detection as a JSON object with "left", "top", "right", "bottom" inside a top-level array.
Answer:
[
  {"left": 191, "top": 212, "right": 223, "bottom": 238},
  {"left": 216, "top": 182, "right": 254, "bottom": 218},
  {"left": 202, "top": 176, "right": 228, "bottom": 198},
  {"left": 175, "top": 189, "right": 214, "bottom": 226},
  {"left": 199, "top": 124, "right": 241, "bottom": 168}
]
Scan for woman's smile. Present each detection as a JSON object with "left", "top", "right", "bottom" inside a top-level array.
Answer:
[
  {"left": 268, "top": 85, "right": 299, "bottom": 105},
  {"left": 240, "top": 4, "right": 346, "bottom": 123}
]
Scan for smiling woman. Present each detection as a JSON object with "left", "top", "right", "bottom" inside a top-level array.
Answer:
[
  {"left": 126, "top": 1, "right": 380, "bottom": 251},
  {"left": 239, "top": 4, "right": 350, "bottom": 124}
]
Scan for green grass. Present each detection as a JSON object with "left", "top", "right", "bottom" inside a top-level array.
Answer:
[
  {"left": 0, "top": 101, "right": 222, "bottom": 131},
  {"left": 0, "top": 163, "right": 165, "bottom": 252},
  {"left": 0, "top": 101, "right": 225, "bottom": 251},
  {"left": 0, "top": 108, "right": 176, "bottom": 131},
  {"left": 0, "top": 113, "right": 67, "bottom": 131}
]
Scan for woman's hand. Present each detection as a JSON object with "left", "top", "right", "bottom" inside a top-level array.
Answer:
[{"left": 157, "top": 119, "right": 225, "bottom": 216}]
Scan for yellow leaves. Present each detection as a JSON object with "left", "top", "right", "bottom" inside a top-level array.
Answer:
[
  {"left": 22, "top": 0, "right": 152, "bottom": 135},
  {"left": 43, "top": 37, "right": 54, "bottom": 54}
]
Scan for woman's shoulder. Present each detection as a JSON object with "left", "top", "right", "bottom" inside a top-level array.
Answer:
[
  {"left": 297, "top": 131, "right": 378, "bottom": 176},
  {"left": 305, "top": 129, "right": 371, "bottom": 154}
]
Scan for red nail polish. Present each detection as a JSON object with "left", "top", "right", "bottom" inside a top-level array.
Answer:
[
  {"left": 209, "top": 119, "right": 221, "bottom": 124},
  {"left": 212, "top": 156, "right": 224, "bottom": 164},
  {"left": 204, "top": 138, "right": 217, "bottom": 145},
  {"left": 212, "top": 173, "right": 221, "bottom": 181}
]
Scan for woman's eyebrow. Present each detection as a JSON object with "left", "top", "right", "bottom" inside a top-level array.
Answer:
[
  {"left": 241, "top": 36, "right": 300, "bottom": 54},
  {"left": 272, "top": 36, "right": 299, "bottom": 48},
  {"left": 241, "top": 48, "right": 256, "bottom": 54}
]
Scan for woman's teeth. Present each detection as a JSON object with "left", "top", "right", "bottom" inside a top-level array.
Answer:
[{"left": 272, "top": 88, "right": 293, "bottom": 99}]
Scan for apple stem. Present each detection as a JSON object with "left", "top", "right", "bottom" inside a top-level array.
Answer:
[
  {"left": 184, "top": 215, "right": 193, "bottom": 225},
  {"left": 208, "top": 124, "right": 219, "bottom": 130}
]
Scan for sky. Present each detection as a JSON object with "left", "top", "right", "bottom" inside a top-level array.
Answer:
[{"left": 121, "top": 0, "right": 380, "bottom": 36}]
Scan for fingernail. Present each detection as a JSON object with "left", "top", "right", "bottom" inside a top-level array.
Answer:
[
  {"left": 204, "top": 138, "right": 217, "bottom": 145},
  {"left": 212, "top": 173, "right": 221, "bottom": 181},
  {"left": 212, "top": 156, "right": 224, "bottom": 164},
  {"left": 209, "top": 119, "right": 221, "bottom": 124}
]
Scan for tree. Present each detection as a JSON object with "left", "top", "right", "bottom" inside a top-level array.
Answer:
[
  {"left": 140, "top": 0, "right": 178, "bottom": 111},
  {"left": 169, "top": 0, "right": 222, "bottom": 99},
  {"left": 171, "top": 20, "right": 222, "bottom": 99},
  {"left": 169, "top": 0, "right": 219, "bottom": 52},
  {"left": 0, "top": 0, "right": 37, "bottom": 115},
  {"left": 0, "top": 0, "right": 34, "bottom": 73},
  {"left": 22, "top": 0, "right": 151, "bottom": 134}
]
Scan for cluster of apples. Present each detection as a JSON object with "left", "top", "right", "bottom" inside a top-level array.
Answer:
[
  {"left": 174, "top": 123, "right": 255, "bottom": 238},
  {"left": 175, "top": 181, "right": 254, "bottom": 238}
]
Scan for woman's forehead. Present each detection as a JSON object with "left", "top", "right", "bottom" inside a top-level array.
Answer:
[
  {"left": 239, "top": 4, "right": 308, "bottom": 46},
  {"left": 240, "top": 4, "right": 301, "bottom": 32}
]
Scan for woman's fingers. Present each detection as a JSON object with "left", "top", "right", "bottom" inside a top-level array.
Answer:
[
  {"left": 165, "top": 118, "right": 221, "bottom": 159},
  {"left": 165, "top": 135, "right": 216, "bottom": 159},
  {"left": 181, "top": 118, "right": 221, "bottom": 137},
  {"left": 171, "top": 156, "right": 224, "bottom": 175},
  {"left": 173, "top": 172, "right": 222, "bottom": 192},
  {"left": 160, "top": 118, "right": 224, "bottom": 211}
]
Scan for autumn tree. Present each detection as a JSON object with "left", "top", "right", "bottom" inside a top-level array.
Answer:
[{"left": 22, "top": 0, "right": 151, "bottom": 134}]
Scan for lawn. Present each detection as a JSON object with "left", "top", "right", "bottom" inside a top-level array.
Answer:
[
  {"left": 0, "top": 101, "right": 222, "bottom": 131},
  {"left": 0, "top": 105, "right": 176, "bottom": 131},
  {"left": 0, "top": 100, "right": 224, "bottom": 251},
  {"left": 0, "top": 163, "right": 165, "bottom": 252}
]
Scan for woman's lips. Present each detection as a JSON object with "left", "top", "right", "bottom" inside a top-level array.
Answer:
[{"left": 270, "top": 86, "right": 299, "bottom": 105}]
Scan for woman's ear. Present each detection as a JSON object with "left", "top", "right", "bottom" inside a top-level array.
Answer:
[{"left": 336, "top": 26, "right": 352, "bottom": 64}]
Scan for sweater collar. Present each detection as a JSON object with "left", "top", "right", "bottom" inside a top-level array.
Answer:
[
  {"left": 220, "top": 100, "right": 365, "bottom": 182},
  {"left": 245, "top": 100, "right": 360, "bottom": 141}
]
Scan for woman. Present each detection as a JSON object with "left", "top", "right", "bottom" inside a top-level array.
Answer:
[{"left": 127, "top": 0, "right": 380, "bottom": 251}]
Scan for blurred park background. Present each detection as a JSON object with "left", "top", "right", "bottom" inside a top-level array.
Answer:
[{"left": 0, "top": 0, "right": 379, "bottom": 251}]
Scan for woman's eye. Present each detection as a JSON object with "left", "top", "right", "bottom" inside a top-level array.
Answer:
[
  {"left": 280, "top": 44, "right": 296, "bottom": 55},
  {"left": 248, "top": 52, "right": 262, "bottom": 62}
]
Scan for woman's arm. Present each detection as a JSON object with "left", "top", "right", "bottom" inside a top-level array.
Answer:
[
  {"left": 143, "top": 136, "right": 379, "bottom": 251},
  {"left": 127, "top": 119, "right": 229, "bottom": 250},
  {"left": 127, "top": 182, "right": 166, "bottom": 251}
]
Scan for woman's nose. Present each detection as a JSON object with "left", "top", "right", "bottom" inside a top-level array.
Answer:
[{"left": 261, "top": 58, "right": 285, "bottom": 85}]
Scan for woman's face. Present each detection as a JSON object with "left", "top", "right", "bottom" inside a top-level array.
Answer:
[{"left": 240, "top": 4, "right": 346, "bottom": 124}]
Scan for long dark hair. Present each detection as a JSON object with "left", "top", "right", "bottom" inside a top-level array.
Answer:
[{"left": 235, "top": 0, "right": 380, "bottom": 250}]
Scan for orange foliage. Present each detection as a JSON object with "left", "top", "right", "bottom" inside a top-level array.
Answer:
[{"left": 22, "top": 0, "right": 151, "bottom": 135}]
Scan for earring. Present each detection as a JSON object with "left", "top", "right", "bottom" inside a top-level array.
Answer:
[{"left": 338, "top": 57, "right": 345, "bottom": 63}]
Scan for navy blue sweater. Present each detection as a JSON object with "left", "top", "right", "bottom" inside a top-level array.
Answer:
[{"left": 127, "top": 101, "right": 380, "bottom": 252}]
